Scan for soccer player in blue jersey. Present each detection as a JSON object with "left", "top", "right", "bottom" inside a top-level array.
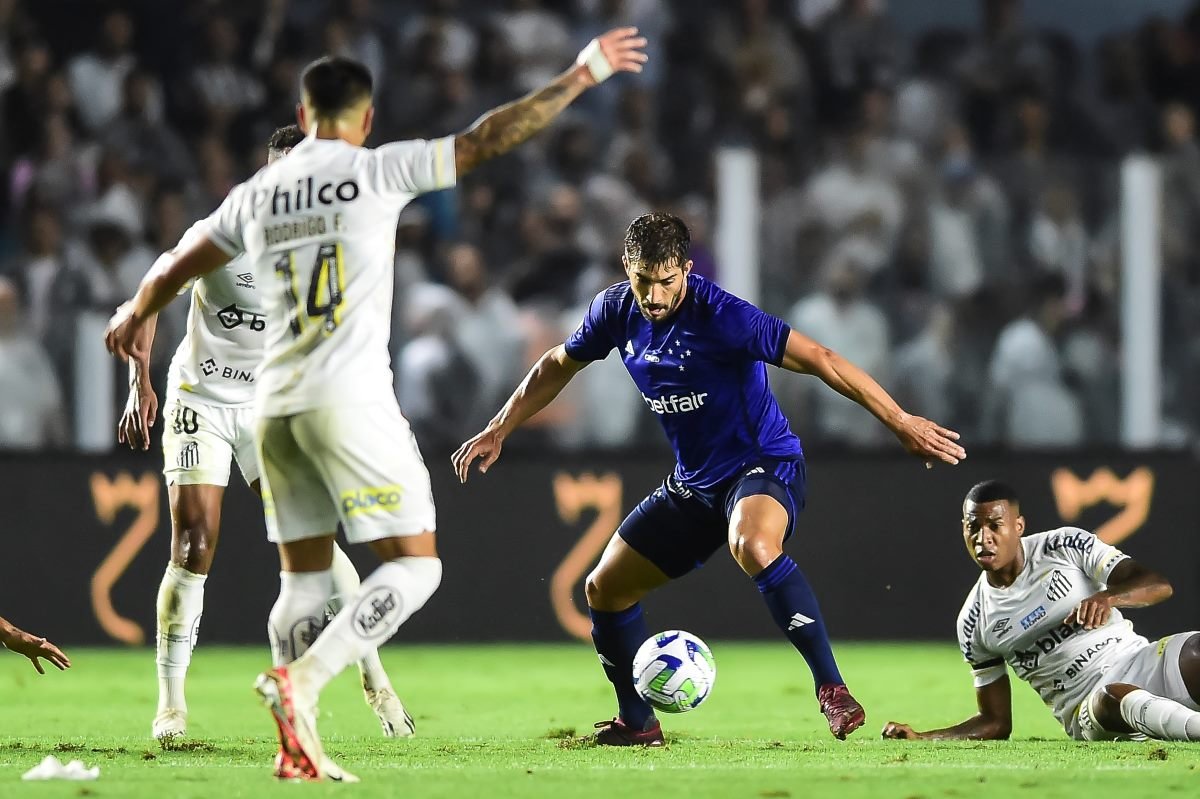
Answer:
[{"left": 453, "top": 212, "right": 966, "bottom": 745}]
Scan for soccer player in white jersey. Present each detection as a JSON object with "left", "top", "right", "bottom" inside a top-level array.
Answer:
[
  {"left": 882, "top": 480, "right": 1200, "bottom": 743},
  {"left": 121, "top": 125, "right": 413, "bottom": 745},
  {"left": 105, "top": 29, "right": 648, "bottom": 781}
]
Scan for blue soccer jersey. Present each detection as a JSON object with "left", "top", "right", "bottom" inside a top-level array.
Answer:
[{"left": 564, "top": 275, "right": 802, "bottom": 491}]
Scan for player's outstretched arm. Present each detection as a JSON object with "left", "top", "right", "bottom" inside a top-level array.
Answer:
[
  {"left": 118, "top": 312, "right": 159, "bottom": 451},
  {"left": 453, "top": 345, "right": 587, "bottom": 482},
  {"left": 0, "top": 616, "right": 71, "bottom": 674},
  {"left": 882, "top": 675, "right": 1013, "bottom": 741},
  {"left": 105, "top": 237, "right": 230, "bottom": 362},
  {"left": 452, "top": 27, "right": 647, "bottom": 177},
  {"left": 780, "top": 330, "right": 966, "bottom": 466},
  {"left": 1065, "top": 559, "right": 1172, "bottom": 631}
]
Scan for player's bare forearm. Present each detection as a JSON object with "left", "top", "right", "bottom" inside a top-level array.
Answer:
[
  {"left": 490, "top": 345, "right": 586, "bottom": 438},
  {"left": 883, "top": 678, "right": 1012, "bottom": 741},
  {"left": 781, "top": 331, "right": 903, "bottom": 427},
  {"left": 132, "top": 238, "right": 230, "bottom": 319},
  {"left": 454, "top": 68, "right": 590, "bottom": 176},
  {"left": 128, "top": 313, "right": 159, "bottom": 386},
  {"left": 1103, "top": 559, "right": 1173, "bottom": 609}
]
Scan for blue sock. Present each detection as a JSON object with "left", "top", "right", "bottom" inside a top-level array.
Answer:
[
  {"left": 589, "top": 604, "right": 655, "bottom": 729},
  {"left": 754, "top": 554, "right": 844, "bottom": 689}
]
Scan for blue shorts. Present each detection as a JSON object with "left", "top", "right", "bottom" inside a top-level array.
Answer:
[{"left": 617, "top": 459, "right": 806, "bottom": 579}]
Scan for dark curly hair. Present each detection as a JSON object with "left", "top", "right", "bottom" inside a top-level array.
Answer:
[
  {"left": 623, "top": 212, "right": 690, "bottom": 269},
  {"left": 267, "top": 124, "right": 304, "bottom": 156}
]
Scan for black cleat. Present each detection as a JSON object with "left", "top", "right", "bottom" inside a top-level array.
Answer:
[{"left": 591, "top": 717, "right": 665, "bottom": 747}]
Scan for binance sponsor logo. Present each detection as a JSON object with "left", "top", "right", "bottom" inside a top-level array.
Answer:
[{"left": 341, "top": 485, "right": 404, "bottom": 517}]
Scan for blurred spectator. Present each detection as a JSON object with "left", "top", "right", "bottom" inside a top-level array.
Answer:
[
  {"left": 401, "top": 0, "right": 478, "bottom": 73},
  {"left": 67, "top": 9, "right": 152, "bottom": 134},
  {"left": 787, "top": 247, "right": 891, "bottom": 446},
  {"left": 2, "top": 37, "right": 52, "bottom": 159},
  {"left": 443, "top": 242, "right": 527, "bottom": 424},
  {"left": 494, "top": 0, "right": 573, "bottom": 93},
  {"left": 8, "top": 113, "right": 96, "bottom": 216},
  {"left": 1160, "top": 102, "right": 1200, "bottom": 287},
  {"left": 984, "top": 275, "right": 1082, "bottom": 446},
  {"left": 817, "top": 0, "right": 904, "bottom": 100},
  {"left": 926, "top": 123, "right": 1010, "bottom": 298},
  {"left": 890, "top": 303, "right": 958, "bottom": 427},
  {"left": 1029, "top": 181, "right": 1089, "bottom": 312},
  {"left": 103, "top": 70, "right": 194, "bottom": 185},
  {"left": 395, "top": 284, "right": 479, "bottom": 451},
  {"left": 188, "top": 16, "right": 264, "bottom": 132},
  {"left": 0, "top": 277, "right": 68, "bottom": 449}
]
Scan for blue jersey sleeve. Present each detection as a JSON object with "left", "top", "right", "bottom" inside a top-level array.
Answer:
[
  {"left": 716, "top": 293, "right": 791, "bottom": 365},
  {"left": 564, "top": 290, "right": 616, "bottom": 362}
]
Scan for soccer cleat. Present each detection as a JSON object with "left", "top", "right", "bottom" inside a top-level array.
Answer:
[
  {"left": 818, "top": 683, "right": 866, "bottom": 740},
  {"left": 254, "top": 667, "right": 358, "bottom": 783},
  {"left": 365, "top": 687, "right": 415, "bottom": 738},
  {"left": 591, "top": 717, "right": 665, "bottom": 747},
  {"left": 152, "top": 708, "right": 187, "bottom": 742}
]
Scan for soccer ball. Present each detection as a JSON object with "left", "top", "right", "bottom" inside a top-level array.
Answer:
[{"left": 632, "top": 630, "right": 717, "bottom": 713}]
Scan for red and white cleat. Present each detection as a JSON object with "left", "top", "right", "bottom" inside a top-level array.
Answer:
[
  {"left": 254, "top": 667, "right": 358, "bottom": 783},
  {"left": 818, "top": 683, "right": 866, "bottom": 740}
]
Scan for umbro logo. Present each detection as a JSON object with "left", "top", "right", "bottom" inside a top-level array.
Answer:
[
  {"left": 787, "top": 612, "right": 814, "bottom": 631},
  {"left": 236, "top": 272, "right": 255, "bottom": 289},
  {"left": 991, "top": 617, "right": 1013, "bottom": 637}
]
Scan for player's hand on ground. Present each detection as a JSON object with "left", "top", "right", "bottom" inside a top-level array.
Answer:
[
  {"left": 2, "top": 630, "right": 71, "bottom": 674},
  {"left": 881, "top": 721, "right": 921, "bottom": 740},
  {"left": 452, "top": 428, "right": 504, "bottom": 483},
  {"left": 892, "top": 412, "right": 965, "bottom": 466},
  {"left": 104, "top": 301, "right": 148, "bottom": 363},
  {"left": 576, "top": 27, "right": 648, "bottom": 87},
  {"left": 1065, "top": 592, "right": 1113, "bottom": 630},
  {"left": 118, "top": 378, "right": 158, "bottom": 451}
]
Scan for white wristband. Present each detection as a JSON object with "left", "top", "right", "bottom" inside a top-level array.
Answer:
[{"left": 576, "top": 38, "right": 614, "bottom": 84}]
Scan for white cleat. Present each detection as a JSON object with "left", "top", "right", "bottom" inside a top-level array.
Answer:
[
  {"left": 152, "top": 708, "right": 188, "bottom": 743},
  {"left": 255, "top": 667, "right": 357, "bottom": 783},
  {"left": 365, "top": 687, "right": 415, "bottom": 738}
]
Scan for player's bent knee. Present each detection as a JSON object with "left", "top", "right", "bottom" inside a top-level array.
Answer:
[
  {"left": 173, "top": 523, "right": 217, "bottom": 573},
  {"left": 728, "top": 530, "right": 783, "bottom": 575},
  {"left": 584, "top": 567, "right": 637, "bottom": 612}
]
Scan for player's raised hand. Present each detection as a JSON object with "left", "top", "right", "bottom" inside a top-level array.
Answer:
[
  {"left": 104, "top": 301, "right": 149, "bottom": 363},
  {"left": 881, "top": 721, "right": 921, "bottom": 740},
  {"left": 452, "top": 428, "right": 505, "bottom": 483},
  {"left": 892, "top": 412, "right": 965, "bottom": 466},
  {"left": 2, "top": 630, "right": 71, "bottom": 674},
  {"left": 118, "top": 377, "right": 158, "bottom": 451},
  {"left": 575, "top": 27, "right": 648, "bottom": 87},
  {"left": 1065, "top": 592, "right": 1113, "bottom": 630}
]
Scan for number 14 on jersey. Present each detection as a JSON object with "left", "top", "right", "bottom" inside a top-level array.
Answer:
[{"left": 274, "top": 242, "right": 345, "bottom": 336}]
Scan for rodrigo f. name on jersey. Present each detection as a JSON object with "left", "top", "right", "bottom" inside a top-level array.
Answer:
[
  {"left": 200, "top": 134, "right": 455, "bottom": 416},
  {"left": 957, "top": 528, "right": 1145, "bottom": 729},
  {"left": 166, "top": 221, "right": 265, "bottom": 408},
  {"left": 564, "top": 275, "right": 802, "bottom": 492}
]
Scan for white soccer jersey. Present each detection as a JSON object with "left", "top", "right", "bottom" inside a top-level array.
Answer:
[
  {"left": 166, "top": 222, "right": 265, "bottom": 408},
  {"left": 201, "top": 134, "right": 455, "bottom": 416},
  {"left": 957, "top": 528, "right": 1145, "bottom": 728}
]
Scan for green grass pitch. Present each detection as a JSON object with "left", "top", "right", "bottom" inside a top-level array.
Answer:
[{"left": 2, "top": 643, "right": 1198, "bottom": 798}]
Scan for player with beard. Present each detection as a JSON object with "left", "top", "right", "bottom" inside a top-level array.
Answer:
[{"left": 454, "top": 212, "right": 966, "bottom": 745}]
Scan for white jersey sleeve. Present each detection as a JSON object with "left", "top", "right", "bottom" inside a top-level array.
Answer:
[
  {"left": 1039, "top": 527, "right": 1129, "bottom": 583},
  {"left": 203, "top": 181, "right": 251, "bottom": 257},
  {"left": 373, "top": 137, "right": 456, "bottom": 198},
  {"left": 957, "top": 591, "right": 1007, "bottom": 687}
]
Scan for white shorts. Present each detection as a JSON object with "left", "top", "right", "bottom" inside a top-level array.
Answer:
[
  {"left": 256, "top": 401, "right": 436, "bottom": 545},
  {"left": 162, "top": 398, "right": 259, "bottom": 487},
  {"left": 1070, "top": 631, "right": 1200, "bottom": 740}
]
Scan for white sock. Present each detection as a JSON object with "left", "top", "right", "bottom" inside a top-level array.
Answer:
[
  {"left": 156, "top": 564, "right": 207, "bottom": 713},
  {"left": 328, "top": 545, "right": 392, "bottom": 692},
  {"left": 292, "top": 557, "right": 441, "bottom": 696},
  {"left": 1120, "top": 688, "right": 1200, "bottom": 741},
  {"left": 268, "top": 570, "right": 334, "bottom": 666}
]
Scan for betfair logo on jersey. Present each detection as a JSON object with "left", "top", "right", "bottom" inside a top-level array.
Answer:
[
  {"left": 641, "top": 391, "right": 709, "bottom": 414},
  {"left": 341, "top": 485, "right": 404, "bottom": 517}
]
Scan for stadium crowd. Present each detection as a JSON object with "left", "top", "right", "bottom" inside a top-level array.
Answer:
[{"left": 2, "top": 0, "right": 1200, "bottom": 453}]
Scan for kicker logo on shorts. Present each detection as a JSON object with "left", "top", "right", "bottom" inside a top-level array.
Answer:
[{"left": 341, "top": 485, "right": 404, "bottom": 517}]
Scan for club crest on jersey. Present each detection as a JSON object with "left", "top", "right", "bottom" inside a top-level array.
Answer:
[{"left": 1046, "top": 570, "right": 1073, "bottom": 602}]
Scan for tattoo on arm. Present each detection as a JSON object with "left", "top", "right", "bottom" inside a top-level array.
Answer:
[{"left": 455, "top": 70, "right": 586, "bottom": 175}]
